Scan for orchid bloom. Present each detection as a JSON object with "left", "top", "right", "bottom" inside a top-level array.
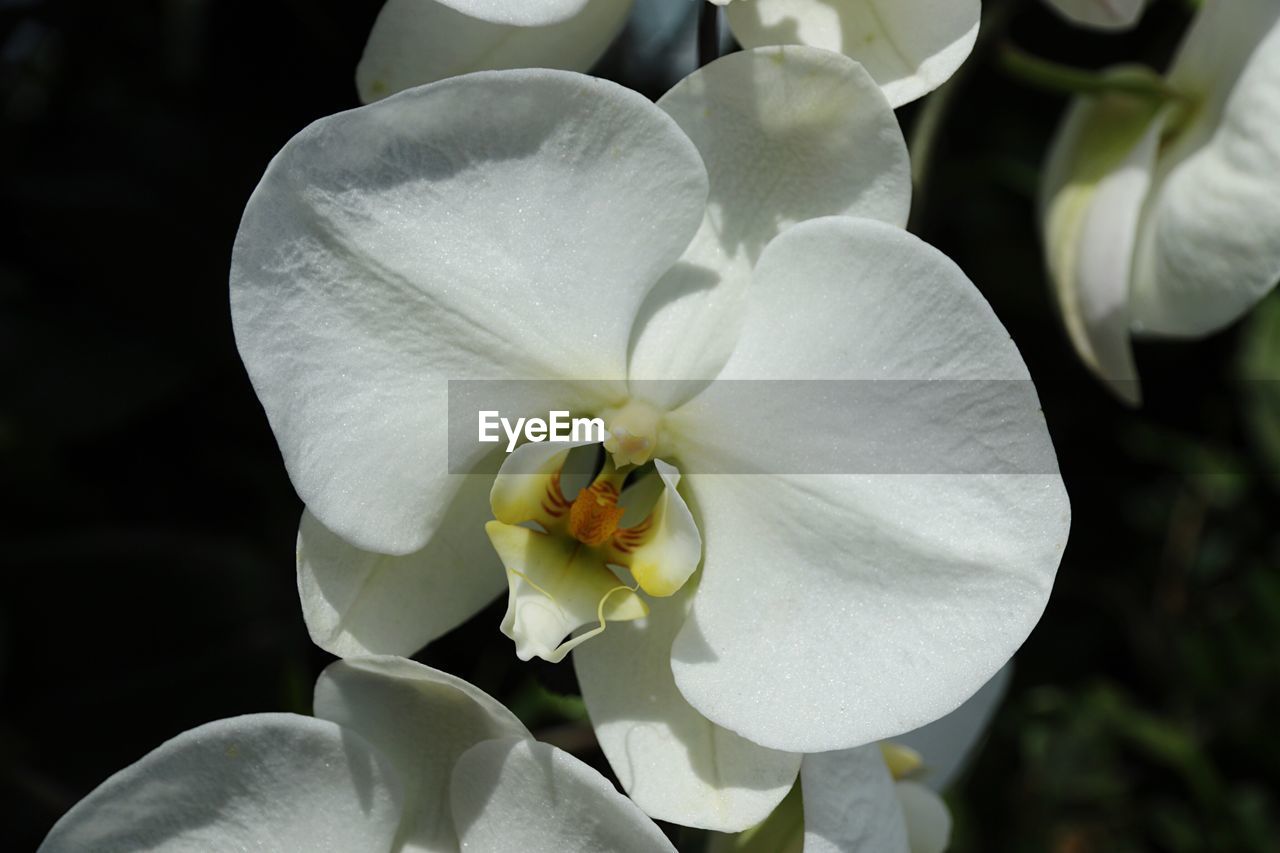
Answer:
[
  {"left": 1042, "top": 0, "right": 1145, "bottom": 31},
  {"left": 1042, "top": 0, "right": 1280, "bottom": 403},
  {"left": 39, "top": 656, "right": 676, "bottom": 853},
  {"left": 708, "top": 666, "right": 1011, "bottom": 853},
  {"left": 358, "top": 0, "right": 980, "bottom": 107},
  {"left": 231, "top": 47, "right": 1069, "bottom": 831}
]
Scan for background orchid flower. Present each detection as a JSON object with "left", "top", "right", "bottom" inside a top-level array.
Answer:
[
  {"left": 358, "top": 0, "right": 980, "bottom": 107},
  {"left": 39, "top": 656, "right": 676, "bottom": 853},
  {"left": 1042, "top": 0, "right": 1146, "bottom": 31},
  {"left": 720, "top": 0, "right": 979, "bottom": 106},
  {"left": 357, "top": 0, "right": 633, "bottom": 103},
  {"left": 1041, "top": 0, "right": 1280, "bottom": 403},
  {"left": 706, "top": 666, "right": 1011, "bottom": 853},
  {"left": 231, "top": 45, "right": 1068, "bottom": 832}
]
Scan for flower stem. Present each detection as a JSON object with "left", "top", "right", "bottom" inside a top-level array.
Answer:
[
  {"left": 997, "top": 42, "right": 1183, "bottom": 102},
  {"left": 697, "top": 2, "right": 721, "bottom": 68}
]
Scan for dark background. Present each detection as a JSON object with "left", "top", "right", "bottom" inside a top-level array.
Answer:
[{"left": 2, "top": 0, "right": 1277, "bottom": 850}]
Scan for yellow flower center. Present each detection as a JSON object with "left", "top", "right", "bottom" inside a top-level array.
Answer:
[{"left": 485, "top": 405, "right": 701, "bottom": 663}]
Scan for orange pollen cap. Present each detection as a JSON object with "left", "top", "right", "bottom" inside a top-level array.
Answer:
[{"left": 568, "top": 482, "right": 625, "bottom": 547}]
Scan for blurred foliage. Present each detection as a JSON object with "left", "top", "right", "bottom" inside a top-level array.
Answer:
[
  {"left": 1239, "top": 292, "right": 1280, "bottom": 491},
  {"left": 1, "top": 0, "right": 1276, "bottom": 851}
]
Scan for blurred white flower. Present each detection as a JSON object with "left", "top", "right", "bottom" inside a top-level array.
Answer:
[
  {"left": 720, "top": 0, "right": 979, "bottom": 106},
  {"left": 232, "top": 47, "right": 1068, "bottom": 831},
  {"left": 358, "top": 0, "right": 980, "bottom": 107},
  {"left": 39, "top": 657, "right": 676, "bottom": 853},
  {"left": 1042, "top": 0, "right": 1280, "bottom": 403},
  {"left": 356, "top": 0, "right": 633, "bottom": 103},
  {"left": 1042, "top": 0, "right": 1145, "bottom": 31}
]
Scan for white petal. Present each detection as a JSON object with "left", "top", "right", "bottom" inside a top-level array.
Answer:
[
  {"left": 416, "top": 0, "right": 590, "bottom": 26},
  {"left": 1041, "top": 78, "right": 1167, "bottom": 404},
  {"left": 450, "top": 738, "right": 677, "bottom": 853},
  {"left": 296, "top": 485, "right": 505, "bottom": 658},
  {"left": 1042, "top": 0, "right": 1145, "bottom": 31},
  {"left": 724, "top": 0, "right": 980, "bottom": 107},
  {"left": 894, "top": 663, "right": 1012, "bottom": 791},
  {"left": 801, "top": 745, "right": 909, "bottom": 853},
  {"left": 312, "top": 657, "right": 530, "bottom": 853},
  {"left": 39, "top": 714, "right": 403, "bottom": 853},
  {"left": 703, "top": 787, "right": 805, "bottom": 853},
  {"left": 357, "top": 0, "right": 632, "bottom": 102},
  {"left": 669, "top": 219, "right": 1070, "bottom": 752},
  {"left": 667, "top": 218, "right": 1062, "bottom": 475},
  {"left": 671, "top": 472, "right": 1064, "bottom": 754},
  {"left": 896, "top": 782, "right": 952, "bottom": 853},
  {"left": 1131, "top": 0, "right": 1280, "bottom": 334},
  {"left": 614, "top": 459, "right": 702, "bottom": 597},
  {"left": 573, "top": 588, "right": 800, "bottom": 831},
  {"left": 658, "top": 46, "right": 911, "bottom": 246},
  {"left": 231, "top": 70, "right": 709, "bottom": 555},
  {"left": 628, "top": 45, "right": 910, "bottom": 404},
  {"left": 488, "top": 521, "right": 648, "bottom": 662}
]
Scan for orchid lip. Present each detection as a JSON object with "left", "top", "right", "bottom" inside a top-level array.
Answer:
[{"left": 486, "top": 438, "right": 701, "bottom": 662}]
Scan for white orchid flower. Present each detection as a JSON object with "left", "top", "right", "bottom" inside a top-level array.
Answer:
[
  {"left": 358, "top": 0, "right": 979, "bottom": 107},
  {"left": 720, "top": 0, "right": 979, "bottom": 106},
  {"left": 1042, "top": 0, "right": 1280, "bottom": 403},
  {"left": 706, "top": 665, "right": 1011, "bottom": 853},
  {"left": 232, "top": 46, "right": 1068, "bottom": 831},
  {"left": 1042, "top": 0, "right": 1145, "bottom": 31},
  {"left": 39, "top": 656, "right": 676, "bottom": 853}
]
